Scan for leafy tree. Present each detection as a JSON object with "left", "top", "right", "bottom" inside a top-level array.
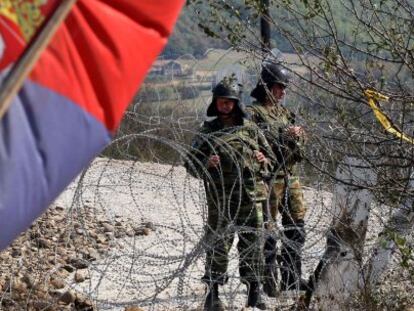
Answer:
[
  {"left": 161, "top": 6, "right": 229, "bottom": 59},
  {"left": 162, "top": 2, "right": 299, "bottom": 58}
]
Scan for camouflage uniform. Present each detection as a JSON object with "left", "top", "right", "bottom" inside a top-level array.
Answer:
[
  {"left": 246, "top": 103, "right": 306, "bottom": 221},
  {"left": 246, "top": 100, "right": 307, "bottom": 292},
  {"left": 186, "top": 117, "right": 273, "bottom": 286}
]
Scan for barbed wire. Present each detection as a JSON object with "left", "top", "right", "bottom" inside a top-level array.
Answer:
[{"left": 0, "top": 49, "right": 413, "bottom": 311}]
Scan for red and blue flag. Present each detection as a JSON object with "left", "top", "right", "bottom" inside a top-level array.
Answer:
[{"left": 0, "top": 0, "right": 184, "bottom": 250}]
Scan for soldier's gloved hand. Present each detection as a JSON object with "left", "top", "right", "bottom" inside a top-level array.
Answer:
[
  {"left": 207, "top": 155, "right": 220, "bottom": 168},
  {"left": 254, "top": 150, "right": 267, "bottom": 163},
  {"left": 285, "top": 125, "right": 305, "bottom": 140}
]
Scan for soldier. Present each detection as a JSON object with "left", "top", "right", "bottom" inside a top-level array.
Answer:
[
  {"left": 246, "top": 62, "right": 308, "bottom": 295},
  {"left": 185, "top": 76, "right": 273, "bottom": 310}
]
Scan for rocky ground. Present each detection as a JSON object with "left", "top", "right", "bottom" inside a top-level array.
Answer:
[
  {"left": 0, "top": 201, "right": 155, "bottom": 310},
  {"left": 0, "top": 158, "right": 413, "bottom": 310}
]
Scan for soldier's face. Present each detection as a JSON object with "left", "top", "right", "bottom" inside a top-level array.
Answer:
[
  {"left": 270, "top": 83, "right": 286, "bottom": 102},
  {"left": 216, "top": 97, "right": 236, "bottom": 115}
]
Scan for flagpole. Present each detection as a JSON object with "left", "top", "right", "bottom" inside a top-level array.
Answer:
[{"left": 0, "top": 0, "right": 78, "bottom": 119}]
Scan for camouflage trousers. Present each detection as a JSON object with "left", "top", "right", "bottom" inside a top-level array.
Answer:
[
  {"left": 267, "top": 176, "right": 307, "bottom": 224},
  {"left": 263, "top": 176, "right": 307, "bottom": 285},
  {"left": 202, "top": 195, "right": 264, "bottom": 285}
]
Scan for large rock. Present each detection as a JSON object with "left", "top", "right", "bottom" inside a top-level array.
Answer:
[
  {"left": 59, "top": 290, "right": 76, "bottom": 305},
  {"left": 74, "top": 270, "right": 90, "bottom": 283},
  {"left": 50, "top": 278, "right": 65, "bottom": 289},
  {"left": 0, "top": 203, "right": 145, "bottom": 310}
]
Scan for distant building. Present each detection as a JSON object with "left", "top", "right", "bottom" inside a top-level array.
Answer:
[
  {"left": 162, "top": 61, "right": 183, "bottom": 76},
  {"left": 148, "top": 60, "right": 188, "bottom": 78},
  {"left": 148, "top": 63, "right": 164, "bottom": 76}
]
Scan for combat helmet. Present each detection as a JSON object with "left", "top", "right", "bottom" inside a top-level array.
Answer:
[
  {"left": 207, "top": 75, "right": 246, "bottom": 117},
  {"left": 251, "top": 49, "right": 291, "bottom": 102},
  {"left": 261, "top": 63, "right": 291, "bottom": 87}
]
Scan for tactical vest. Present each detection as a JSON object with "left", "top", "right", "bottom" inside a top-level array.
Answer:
[
  {"left": 246, "top": 102, "right": 303, "bottom": 176},
  {"left": 188, "top": 118, "right": 269, "bottom": 202}
]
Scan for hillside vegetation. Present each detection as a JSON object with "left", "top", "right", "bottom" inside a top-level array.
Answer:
[{"left": 162, "top": 1, "right": 356, "bottom": 59}]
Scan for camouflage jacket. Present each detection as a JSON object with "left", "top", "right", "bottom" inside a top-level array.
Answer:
[
  {"left": 245, "top": 101, "right": 305, "bottom": 177},
  {"left": 185, "top": 118, "right": 274, "bottom": 202}
]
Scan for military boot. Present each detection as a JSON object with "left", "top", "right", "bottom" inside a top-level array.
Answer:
[
  {"left": 262, "top": 235, "right": 278, "bottom": 297},
  {"left": 263, "top": 265, "right": 278, "bottom": 297},
  {"left": 204, "top": 283, "right": 224, "bottom": 311},
  {"left": 280, "top": 221, "right": 308, "bottom": 291},
  {"left": 246, "top": 282, "right": 267, "bottom": 310},
  {"left": 279, "top": 253, "right": 308, "bottom": 291}
]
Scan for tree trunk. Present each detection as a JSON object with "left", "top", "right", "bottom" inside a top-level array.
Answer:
[
  {"left": 362, "top": 175, "right": 414, "bottom": 287},
  {"left": 305, "top": 157, "right": 377, "bottom": 310}
]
